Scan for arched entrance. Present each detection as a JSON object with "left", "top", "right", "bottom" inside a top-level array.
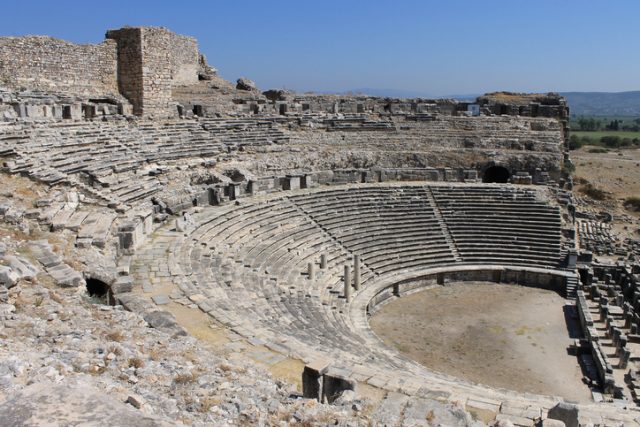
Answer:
[
  {"left": 483, "top": 166, "right": 510, "bottom": 183},
  {"left": 86, "top": 278, "right": 114, "bottom": 305}
]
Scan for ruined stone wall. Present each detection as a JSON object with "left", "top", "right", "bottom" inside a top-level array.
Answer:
[
  {"left": 0, "top": 36, "right": 118, "bottom": 97},
  {"left": 168, "top": 33, "right": 199, "bottom": 86},
  {"left": 106, "top": 27, "right": 199, "bottom": 117},
  {"left": 105, "top": 28, "right": 143, "bottom": 115}
]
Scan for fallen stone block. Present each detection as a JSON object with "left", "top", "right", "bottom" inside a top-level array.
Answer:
[
  {"left": 0, "top": 266, "right": 20, "bottom": 288},
  {"left": 111, "top": 276, "right": 134, "bottom": 295},
  {"left": 0, "top": 382, "right": 173, "bottom": 426},
  {"left": 143, "top": 310, "right": 187, "bottom": 337},
  {"left": 46, "top": 263, "right": 84, "bottom": 288},
  {"left": 5, "top": 255, "right": 38, "bottom": 280}
]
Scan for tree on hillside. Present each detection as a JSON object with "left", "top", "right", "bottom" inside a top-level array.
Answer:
[
  {"left": 605, "top": 119, "right": 620, "bottom": 131},
  {"left": 577, "top": 116, "right": 601, "bottom": 131}
]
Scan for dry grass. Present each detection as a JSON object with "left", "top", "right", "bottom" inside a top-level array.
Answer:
[
  {"left": 128, "top": 357, "right": 145, "bottom": 369},
  {"left": 174, "top": 372, "right": 198, "bottom": 385},
  {"left": 49, "top": 291, "right": 64, "bottom": 304},
  {"left": 107, "top": 344, "right": 123, "bottom": 356},
  {"left": 578, "top": 183, "right": 609, "bottom": 201},
  {"left": 426, "top": 409, "right": 435, "bottom": 423},
  {"left": 199, "top": 396, "right": 220, "bottom": 413},
  {"left": 147, "top": 346, "right": 162, "bottom": 361},
  {"left": 106, "top": 330, "right": 124, "bottom": 342}
]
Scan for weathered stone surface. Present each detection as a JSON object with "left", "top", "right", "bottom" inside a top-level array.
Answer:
[
  {"left": 236, "top": 77, "right": 257, "bottom": 91},
  {"left": 143, "top": 310, "right": 188, "bottom": 336},
  {"left": 112, "top": 276, "right": 134, "bottom": 294},
  {"left": 263, "top": 89, "right": 290, "bottom": 101},
  {"left": 547, "top": 403, "right": 578, "bottom": 427},
  {"left": 540, "top": 419, "right": 566, "bottom": 427},
  {"left": 0, "top": 266, "right": 19, "bottom": 288},
  {"left": 0, "top": 382, "right": 173, "bottom": 427}
]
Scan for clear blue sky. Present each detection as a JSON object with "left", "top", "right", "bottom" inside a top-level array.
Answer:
[{"left": 3, "top": 1, "right": 639, "bottom": 96}]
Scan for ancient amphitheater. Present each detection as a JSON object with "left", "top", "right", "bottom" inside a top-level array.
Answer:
[{"left": 1, "top": 27, "right": 639, "bottom": 426}]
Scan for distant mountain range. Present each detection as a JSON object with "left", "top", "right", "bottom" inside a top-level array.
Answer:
[
  {"left": 559, "top": 91, "right": 640, "bottom": 116},
  {"left": 332, "top": 88, "right": 640, "bottom": 117}
]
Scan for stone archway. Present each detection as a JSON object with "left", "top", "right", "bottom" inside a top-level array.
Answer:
[
  {"left": 483, "top": 165, "right": 510, "bottom": 183},
  {"left": 85, "top": 278, "right": 114, "bottom": 305}
]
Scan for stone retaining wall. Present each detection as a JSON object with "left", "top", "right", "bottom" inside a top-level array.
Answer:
[{"left": 0, "top": 36, "right": 118, "bottom": 97}]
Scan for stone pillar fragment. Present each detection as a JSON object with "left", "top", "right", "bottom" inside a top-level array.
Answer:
[
  {"left": 353, "top": 255, "right": 361, "bottom": 291},
  {"left": 344, "top": 265, "right": 351, "bottom": 303},
  {"left": 307, "top": 262, "right": 315, "bottom": 280},
  {"left": 320, "top": 254, "right": 327, "bottom": 269}
]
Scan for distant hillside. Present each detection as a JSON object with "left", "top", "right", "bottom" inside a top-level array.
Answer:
[{"left": 560, "top": 91, "right": 640, "bottom": 116}]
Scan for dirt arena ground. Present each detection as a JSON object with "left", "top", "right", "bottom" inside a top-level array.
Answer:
[
  {"left": 572, "top": 146, "right": 640, "bottom": 242},
  {"left": 370, "top": 282, "right": 593, "bottom": 402}
]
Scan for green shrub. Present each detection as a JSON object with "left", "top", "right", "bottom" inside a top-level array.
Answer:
[
  {"left": 562, "top": 159, "right": 575, "bottom": 175},
  {"left": 601, "top": 135, "right": 621, "bottom": 148},
  {"left": 588, "top": 148, "right": 608, "bottom": 153},
  {"left": 568, "top": 135, "right": 582, "bottom": 150}
]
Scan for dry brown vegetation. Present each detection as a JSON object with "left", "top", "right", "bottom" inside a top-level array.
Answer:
[
  {"left": 106, "top": 330, "right": 124, "bottom": 342},
  {"left": 578, "top": 182, "right": 609, "bottom": 201},
  {"left": 128, "top": 357, "right": 145, "bottom": 369},
  {"left": 174, "top": 371, "right": 198, "bottom": 385},
  {"left": 624, "top": 197, "right": 640, "bottom": 212}
]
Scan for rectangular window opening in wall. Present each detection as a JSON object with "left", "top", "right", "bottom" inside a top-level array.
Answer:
[
  {"left": 279, "top": 104, "right": 287, "bottom": 115},
  {"left": 193, "top": 105, "right": 203, "bottom": 116},
  {"left": 357, "top": 104, "right": 364, "bottom": 113},
  {"left": 62, "top": 106, "right": 72, "bottom": 120},
  {"left": 82, "top": 105, "right": 96, "bottom": 120}
]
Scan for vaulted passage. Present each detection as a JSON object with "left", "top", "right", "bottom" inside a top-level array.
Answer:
[
  {"left": 483, "top": 166, "right": 510, "bottom": 183},
  {"left": 86, "top": 278, "right": 113, "bottom": 305}
]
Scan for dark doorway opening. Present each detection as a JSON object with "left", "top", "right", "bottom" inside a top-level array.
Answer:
[
  {"left": 82, "top": 105, "right": 96, "bottom": 120},
  {"left": 483, "top": 166, "right": 510, "bottom": 183},
  {"left": 86, "top": 278, "right": 114, "bottom": 305}
]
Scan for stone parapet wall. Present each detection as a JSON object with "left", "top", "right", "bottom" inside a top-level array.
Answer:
[{"left": 0, "top": 36, "right": 118, "bottom": 97}]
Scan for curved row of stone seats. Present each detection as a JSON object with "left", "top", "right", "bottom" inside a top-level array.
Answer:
[
  {"left": 189, "top": 198, "right": 365, "bottom": 295},
  {"left": 288, "top": 187, "right": 457, "bottom": 282},
  {"left": 163, "top": 220, "right": 373, "bottom": 363},
  {"left": 136, "top": 184, "right": 580, "bottom": 404},
  {"left": 430, "top": 186, "right": 562, "bottom": 268},
  {"left": 293, "top": 116, "right": 564, "bottom": 153},
  {"left": 0, "top": 118, "right": 291, "bottom": 203}
]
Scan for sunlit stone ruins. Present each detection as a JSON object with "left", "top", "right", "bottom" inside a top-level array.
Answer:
[{"left": 1, "top": 26, "right": 639, "bottom": 426}]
